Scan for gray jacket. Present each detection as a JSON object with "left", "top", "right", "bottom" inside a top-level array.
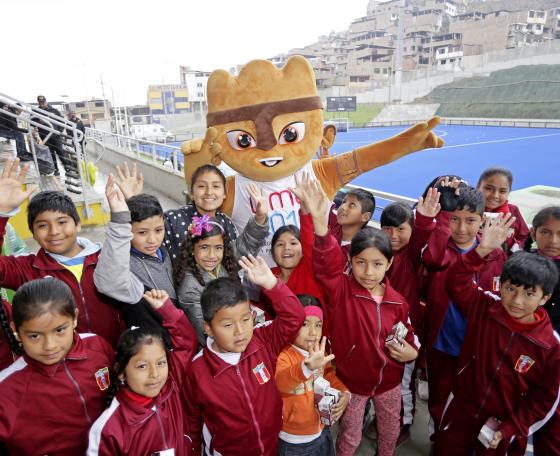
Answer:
[
  {"left": 94, "top": 211, "right": 176, "bottom": 304},
  {"left": 176, "top": 214, "right": 268, "bottom": 349},
  {"left": 177, "top": 267, "right": 229, "bottom": 349}
]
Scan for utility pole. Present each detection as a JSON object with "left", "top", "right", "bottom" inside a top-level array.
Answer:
[
  {"left": 100, "top": 75, "right": 110, "bottom": 121},
  {"left": 393, "top": 0, "right": 406, "bottom": 103}
]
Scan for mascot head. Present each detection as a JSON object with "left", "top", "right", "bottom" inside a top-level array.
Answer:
[{"left": 205, "top": 56, "right": 335, "bottom": 182}]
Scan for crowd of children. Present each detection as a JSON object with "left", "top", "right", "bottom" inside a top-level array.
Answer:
[{"left": 0, "top": 157, "right": 558, "bottom": 456}]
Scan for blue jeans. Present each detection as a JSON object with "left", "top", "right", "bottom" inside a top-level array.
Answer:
[{"left": 277, "top": 428, "right": 335, "bottom": 456}]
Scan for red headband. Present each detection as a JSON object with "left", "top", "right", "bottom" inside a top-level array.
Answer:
[{"left": 304, "top": 305, "right": 323, "bottom": 322}]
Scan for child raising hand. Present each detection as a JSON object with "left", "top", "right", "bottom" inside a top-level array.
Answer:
[{"left": 304, "top": 177, "right": 418, "bottom": 456}]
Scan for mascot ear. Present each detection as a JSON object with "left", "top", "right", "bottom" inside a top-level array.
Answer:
[{"left": 321, "top": 124, "right": 337, "bottom": 150}]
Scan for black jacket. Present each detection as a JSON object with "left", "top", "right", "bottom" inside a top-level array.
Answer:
[
  {"left": 0, "top": 105, "right": 25, "bottom": 133},
  {"left": 31, "top": 105, "right": 63, "bottom": 141}
]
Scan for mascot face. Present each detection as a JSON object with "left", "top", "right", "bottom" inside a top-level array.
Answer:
[{"left": 206, "top": 56, "right": 326, "bottom": 182}]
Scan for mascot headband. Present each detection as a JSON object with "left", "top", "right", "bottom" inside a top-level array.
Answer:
[{"left": 206, "top": 96, "right": 323, "bottom": 151}]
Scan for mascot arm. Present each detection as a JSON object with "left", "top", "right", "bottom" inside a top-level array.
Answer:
[{"left": 313, "top": 117, "right": 444, "bottom": 200}]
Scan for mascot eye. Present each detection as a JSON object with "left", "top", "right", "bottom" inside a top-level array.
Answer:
[
  {"left": 226, "top": 130, "right": 257, "bottom": 150},
  {"left": 279, "top": 122, "right": 305, "bottom": 144}
]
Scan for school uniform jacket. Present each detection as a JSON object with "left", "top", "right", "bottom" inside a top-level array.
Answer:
[
  {"left": 0, "top": 217, "right": 124, "bottom": 346},
  {"left": 87, "top": 300, "right": 198, "bottom": 456},
  {"left": 184, "top": 280, "right": 305, "bottom": 456},
  {"left": 313, "top": 232, "right": 417, "bottom": 396},
  {"left": 0, "top": 299, "right": 16, "bottom": 371},
  {"left": 385, "top": 212, "right": 434, "bottom": 332},
  {"left": 446, "top": 249, "right": 560, "bottom": 441},
  {"left": 0, "top": 332, "right": 114, "bottom": 455},
  {"left": 421, "top": 211, "right": 506, "bottom": 350},
  {"left": 261, "top": 212, "right": 329, "bottom": 329}
]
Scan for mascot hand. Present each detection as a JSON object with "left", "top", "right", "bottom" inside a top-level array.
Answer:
[
  {"left": 181, "top": 127, "right": 223, "bottom": 185},
  {"left": 397, "top": 116, "right": 444, "bottom": 153}
]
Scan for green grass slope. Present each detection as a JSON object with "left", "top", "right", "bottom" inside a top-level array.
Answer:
[{"left": 423, "top": 65, "right": 560, "bottom": 119}]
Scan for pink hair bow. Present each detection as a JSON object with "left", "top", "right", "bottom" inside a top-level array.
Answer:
[{"left": 189, "top": 214, "right": 213, "bottom": 236}]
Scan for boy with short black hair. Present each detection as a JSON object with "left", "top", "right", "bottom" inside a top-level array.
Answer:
[
  {"left": 329, "top": 188, "right": 375, "bottom": 255},
  {"left": 421, "top": 179, "right": 507, "bottom": 433},
  {"left": 435, "top": 215, "right": 560, "bottom": 455},
  {"left": 0, "top": 159, "right": 123, "bottom": 345},
  {"left": 184, "top": 255, "right": 305, "bottom": 456},
  {"left": 93, "top": 175, "right": 176, "bottom": 331}
]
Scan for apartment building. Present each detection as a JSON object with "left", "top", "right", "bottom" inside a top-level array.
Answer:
[{"left": 265, "top": 0, "right": 560, "bottom": 90}]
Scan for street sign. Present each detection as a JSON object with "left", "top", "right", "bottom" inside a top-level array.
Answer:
[{"left": 326, "top": 96, "right": 357, "bottom": 112}]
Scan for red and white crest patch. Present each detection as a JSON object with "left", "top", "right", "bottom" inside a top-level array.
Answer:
[
  {"left": 514, "top": 355, "right": 535, "bottom": 374},
  {"left": 252, "top": 362, "right": 271, "bottom": 385},
  {"left": 95, "top": 367, "right": 111, "bottom": 390}
]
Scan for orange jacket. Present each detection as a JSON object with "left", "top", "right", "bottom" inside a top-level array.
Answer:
[{"left": 276, "top": 345, "right": 348, "bottom": 436}]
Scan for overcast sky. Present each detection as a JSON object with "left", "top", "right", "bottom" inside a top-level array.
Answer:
[{"left": 1, "top": 0, "right": 368, "bottom": 106}]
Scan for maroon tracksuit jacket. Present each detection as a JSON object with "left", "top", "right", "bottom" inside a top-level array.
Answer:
[
  {"left": 0, "top": 217, "right": 124, "bottom": 346},
  {"left": 184, "top": 280, "right": 305, "bottom": 456},
  {"left": 385, "top": 212, "right": 434, "bottom": 334},
  {"left": 0, "top": 299, "right": 16, "bottom": 370},
  {"left": 436, "top": 250, "right": 560, "bottom": 456},
  {"left": 87, "top": 300, "right": 198, "bottom": 455},
  {"left": 421, "top": 211, "right": 507, "bottom": 350},
  {"left": 0, "top": 333, "right": 114, "bottom": 454},
  {"left": 313, "top": 232, "right": 417, "bottom": 396}
]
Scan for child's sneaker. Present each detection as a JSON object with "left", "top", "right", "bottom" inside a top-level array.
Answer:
[{"left": 417, "top": 379, "right": 429, "bottom": 401}]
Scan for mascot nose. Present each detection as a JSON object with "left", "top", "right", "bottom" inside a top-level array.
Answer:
[
  {"left": 257, "top": 137, "right": 277, "bottom": 151},
  {"left": 255, "top": 116, "right": 278, "bottom": 151}
]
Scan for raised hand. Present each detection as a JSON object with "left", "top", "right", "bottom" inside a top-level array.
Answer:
[
  {"left": 182, "top": 128, "right": 222, "bottom": 185},
  {"left": 0, "top": 159, "right": 37, "bottom": 214},
  {"left": 247, "top": 184, "right": 269, "bottom": 225},
  {"left": 105, "top": 173, "right": 129, "bottom": 213},
  {"left": 143, "top": 289, "right": 169, "bottom": 310},
  {"left": 416, "top": 187, "right": 441, "bottom": 218},
  {"left": 115, "top": 161, "right": 143, "bottom": 199},
  {"left": 290, "top": 172, "right": 311, "bottom": 214},
  {"left": 301, "top": 179, "right": 331, "bottom": 236},
  {"left": 238, "top": 254, "right": 277, "bottom": 290},
  {"left": 476, "top": 213, "right": 516, "bottom": 258},
  {"left": 385, "top": 338, "right": 418, "bottom": 363},
  {"left": 303, "top": 336, "right": 335, "bottom": 370}
]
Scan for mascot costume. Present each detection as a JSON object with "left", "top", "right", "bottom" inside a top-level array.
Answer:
[{"left": 181, "top": 56, "right": 444, "bottom": 263}]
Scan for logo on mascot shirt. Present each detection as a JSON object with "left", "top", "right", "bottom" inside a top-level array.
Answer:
[
  {"left": 252, "top": 362, "right": 271, "bottom": 385},
  {"left": 95, "top": 367, "right": 111, "bottom": 390},
  {"left": 514, "top": 355, "right": 535, "bottom": 374}
]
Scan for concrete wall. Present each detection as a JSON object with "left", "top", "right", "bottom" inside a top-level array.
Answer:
[
  {"left": 89, "top": 141, "right": 186, "bottom": 205},
  {"left": 374, "top": 103, "right": 440, "bottom": 122}
]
